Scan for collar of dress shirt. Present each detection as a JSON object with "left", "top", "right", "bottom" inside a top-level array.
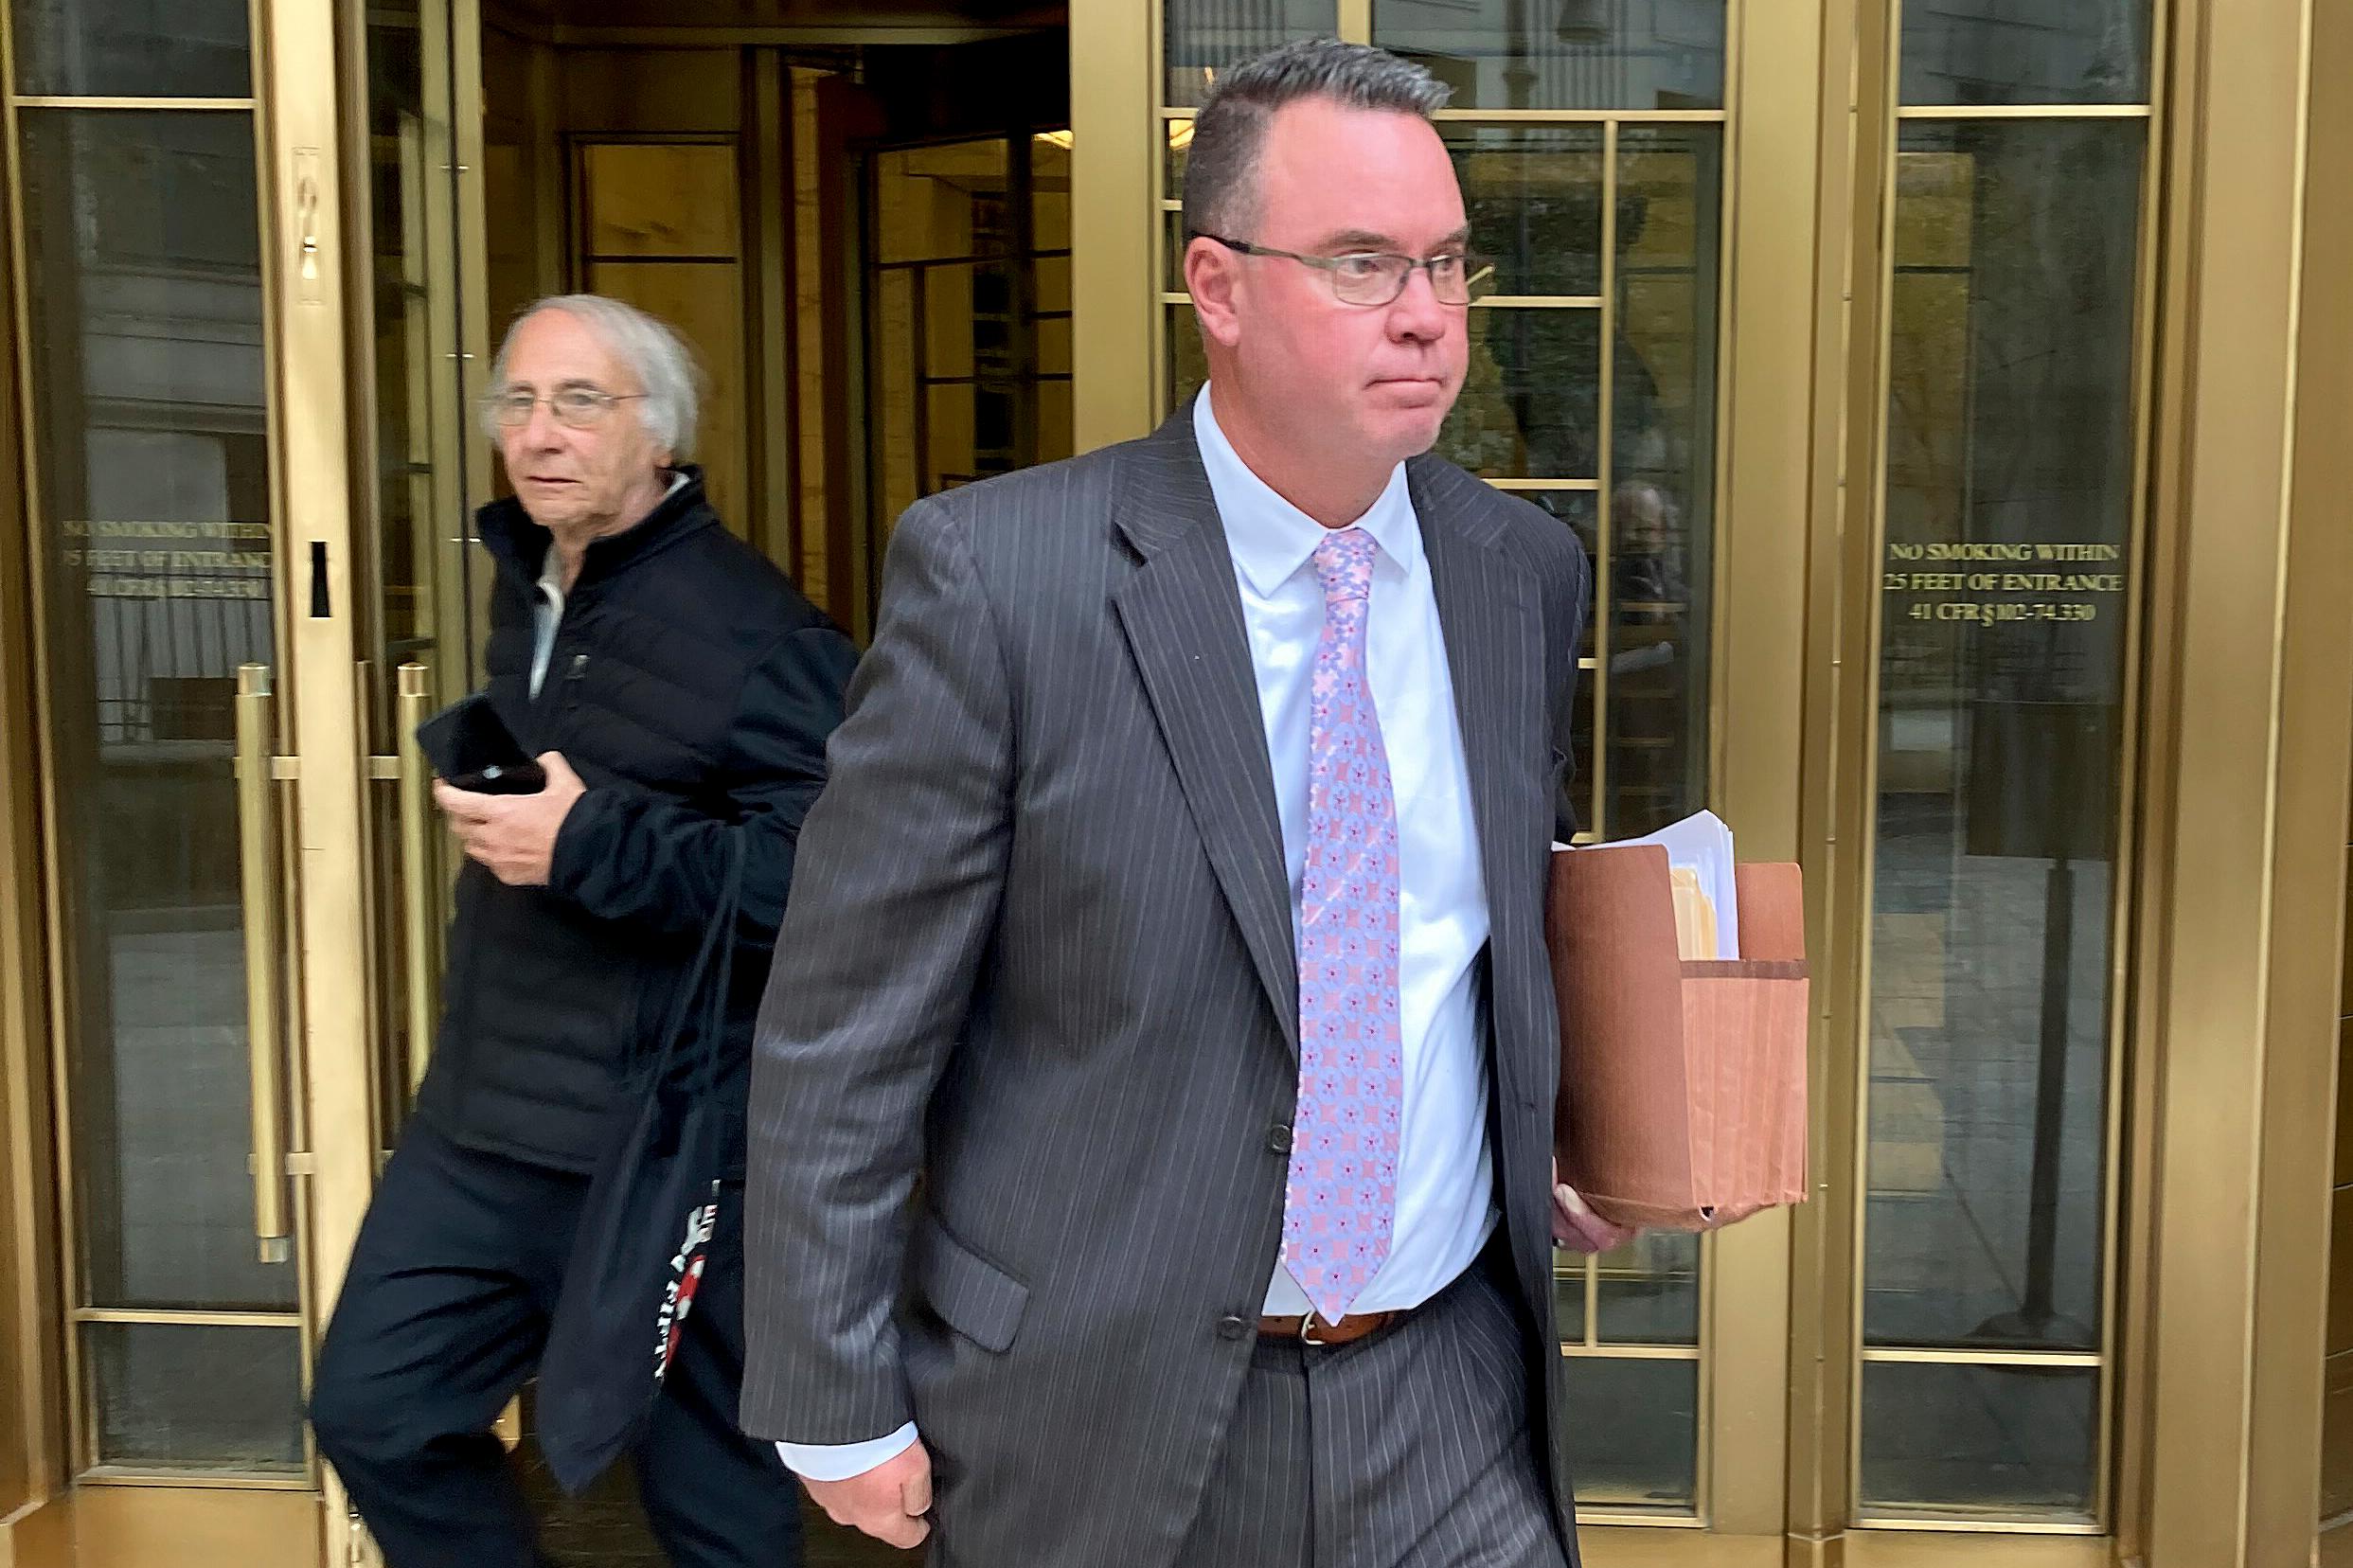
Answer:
[{"left": 1193, "top": 384, "right": 1418, "bottom": 597}]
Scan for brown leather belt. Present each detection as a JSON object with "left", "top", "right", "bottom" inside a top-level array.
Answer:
[{"left": 1257, "top": 1310, "right": 1402, "bottom": 1347}]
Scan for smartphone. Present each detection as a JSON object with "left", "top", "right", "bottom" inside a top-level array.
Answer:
[{"left": 415, "top": 693, "right": 547, "bottom": 795}]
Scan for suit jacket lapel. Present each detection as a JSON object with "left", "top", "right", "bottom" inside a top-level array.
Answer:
[
  {"left": 1110, "top": 418, "right": 1301, "bottom": 1057},
  {"left": 1411, "top": 457, "right": 1543, "bottom": 1095}
]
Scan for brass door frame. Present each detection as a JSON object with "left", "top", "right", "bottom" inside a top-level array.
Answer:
[
  {"left": 2128, "top": 0, "right": 2353, "bottom": 1564},
  {"left": 0, "top": 0, "right": 380, "bottom": 1558}
]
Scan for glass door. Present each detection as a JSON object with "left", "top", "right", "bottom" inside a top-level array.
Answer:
[{"left": 1, "top": 0, "right": 409, "bottom": 1559}]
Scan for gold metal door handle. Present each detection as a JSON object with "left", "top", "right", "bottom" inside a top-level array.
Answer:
[
  {"left": 396, "top": 664, "right": 438, "bottom": 1094},
  {"left": 234, "top": 664, "right": 293, "bottom": 1264}
]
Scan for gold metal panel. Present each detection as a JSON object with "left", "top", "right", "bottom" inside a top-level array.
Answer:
[
  {"left": 2136, "top": 0, "right": 2339, "bottom": 1563},
  {"left": 257, "top": 0, "right": 383, "bottom": 1395},
  {"left": 582, "top": 141, "right": 742, "bottom": 257},
  {"left": 1583, "top": 1524, "right": 1779, "bottom": 1567},
  {"left": 1709, "top": 0, "right": 1822, "bottom": 1528},
  {"left": 1069, "top": 0, "right": 1156, "bottom": 451},
  {"left": 62, "top": 1484, "right": 320, "bottom": 1568},
  {"left": 2248, "top": 0, "right": 2353, "bottom": 1559},
  {"left": 1787, "top": 0, "right": 1872, "bottom": 1547},
  {"left": 1837, "top": 1532, "right": 2108, "bottom": 1568}
]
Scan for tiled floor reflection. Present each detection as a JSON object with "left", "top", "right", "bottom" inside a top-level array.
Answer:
[
  {"left": 517, "top": 1438, "right": 900, "bottom": 1567},
  {"left": 1861, "top": 793, "right": 2113, "bottom": 1510}
]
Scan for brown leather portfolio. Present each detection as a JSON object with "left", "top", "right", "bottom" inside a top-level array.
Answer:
[{"left": 1544, "top": 844, "right": 1810, "bottom": 1232}]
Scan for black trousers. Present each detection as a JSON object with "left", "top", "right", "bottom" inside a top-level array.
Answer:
[{"left": 309, "top": 1119, "right": 801, "bottom": 1568}]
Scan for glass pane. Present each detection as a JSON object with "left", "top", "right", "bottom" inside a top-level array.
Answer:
[
  {"left": 583, "top": 143, "right": 741, "bottom": 258},
  {"left": 877, "top": 140, "right": 1013, "bottom": 263},
  {"left": 1858, "top": 1361, "right": 2098, "bottom": 1516},
  {"left": 1553, "top": 1261, "right": 1588, "bottom": 1343},
  {"left": 1167, "top": 210, "right": 1190, "bottom": 291},
  {"left": 1595, "top": 1230, "right": 1698, "bottom": 1345},
  {"left": 1440, "top": 308, "right": 1602, "bottom": 479},
  {"left": 1376, "top": 0, "right": 1726, "bottom": 111},
  {"left": 1031, "top": 134, "right": 1072, "bottom": 252},
  {"left": 1447, "top": 126, "right": 1604, "bottom": 298},
  {"left": 1165, "top": 0, "right": 1340, "bottom": 107},
  {"left": 1563, "top": 1356, "right": 1697, "bottom": 1507},
  {"left": 87, "top": 1322, "right": 304, "bottom": 1471},
  {"left": 873, "top": 268, "right": 921, "bottom": 529},
  {"left": 19, "top": 109, "right": 293, "bottom": 1315},
  {"left": 1607, "top": 124, "right": 1719, "bottom": 839},
  {"left": 362, "top": 5, "right": 472, "bottom": 1132},
  {"left": 1167, "top": 117, "right": 1190, "bottom": 207},
  {"left": 927, "top": 383, "right": 979, "bottom": 489},
  {"left": 13, "top": 0, "right": 250, "bottom": 98},
  {"left": 1513, "top": 487, "right": 1598, "bottom": 563},
  {"left": 1168, "top": 301, "right": 1208, "bottom": 413},
  {"left": 1900, "top": 0, "right": 2151, "bottom": 107},
  {"left": 1863, "top": 120, "right": 2141, "bottom": 1365}
]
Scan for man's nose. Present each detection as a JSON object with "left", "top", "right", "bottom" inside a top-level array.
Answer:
[
  {"left": 518, "top": 398, "right": 566, "bottom": 448},
  {"left": 1385, "top": 264, "right": 1453, "bottom": 341}
]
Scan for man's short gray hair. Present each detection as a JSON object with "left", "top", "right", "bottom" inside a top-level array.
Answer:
[
  {"left": 485, "top": 294, "right": 702, "bottom": 458},
  {"left": 1181, "top": 39, "right": 1451, "bottom": 244}
]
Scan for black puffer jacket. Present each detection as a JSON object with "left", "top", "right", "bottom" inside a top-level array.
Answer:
[{"left": 411, "top": 470, "right": 859, "bottom": 1172}]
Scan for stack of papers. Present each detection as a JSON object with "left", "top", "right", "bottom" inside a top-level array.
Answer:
[{"left": 1558, "top": 811, "right": 1741, "bottom": 959}]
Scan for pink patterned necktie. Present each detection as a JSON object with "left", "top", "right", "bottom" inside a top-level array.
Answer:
[{"left": 1281, "top": 528, "right": 1405, "bottom": 1326}]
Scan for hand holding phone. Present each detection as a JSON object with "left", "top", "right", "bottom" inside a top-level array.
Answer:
[{"left": 415, "top": 693, "right": 547, "bottom": 795}]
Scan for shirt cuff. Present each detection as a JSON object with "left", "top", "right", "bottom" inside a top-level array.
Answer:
[{"left": 775, "top": 1423, "right": 920, "bottom": 1482}]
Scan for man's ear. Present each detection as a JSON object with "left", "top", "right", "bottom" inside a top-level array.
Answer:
[{"left": 1184, "top": 237, "right": 1243, "bottom": 350}]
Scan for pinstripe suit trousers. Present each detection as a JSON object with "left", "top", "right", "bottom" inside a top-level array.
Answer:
[{"left": 1172, "top": 1259, "right": 1566, "bottom": 1568}]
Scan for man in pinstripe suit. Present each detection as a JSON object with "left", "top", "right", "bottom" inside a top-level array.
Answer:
[{"left": 740, "top": 38, "right": 1631, "bottom": 1568}]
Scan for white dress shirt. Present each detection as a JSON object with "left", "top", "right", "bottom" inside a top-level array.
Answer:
[
  {"left": 777, "top": 387, "right": 1497, "bottom": 1479},
  {"left": 1193, "top": 387, "right": 1498, "bottom": 1317}
]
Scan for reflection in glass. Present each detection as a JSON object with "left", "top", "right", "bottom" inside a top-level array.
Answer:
[
  {"left": 19, "top": 111, "right": 293, "bottom": 1323},
  {"left": 878, "top": 141, "right": 1013, "bottom": 263},
  {"left": 1901, "top": 0, "right": 2150, "bottom": 107},
  {"left": 1512, "top": 488, "right": 1598, "bottom": 569},
  {"left": 1168, "top": 301, "right": 1209, "bottom": 412},
  {"left": 1375, "top": 0, "right": 1725, "bottom": 111},
  {"left": 1165, "top": 0, "right": 1340, "bottom": 106},
  {"left": 1562, "top": 1357, "right": 1698, "bottom": 1508},
  {"left": 1553, "top": 1263, "right": 1587, "bottom": 1343},
  {"left": 1605, "top": 125, "right": 1718, "bottom": 838},
  {"left": 1859, "top": 1362, "right": 2098, "bottom": 1516},
  {"left": 868, "top": 136, "right": 1072, "bottom": 620},
  {"left": 1439, "top": 308, "right": 1602, "bottom": 478},
  {"left": 12, "top": 0, "right": 249, "bottom": 98},
  {"left": 88, "top": 1322, "right": 305, "bottom": 1471},
  {"left": 1861, "top": 117, "right": 2142, "bottom": 1514},
  {"left": 1865, "top": 118, "right": 2138, "bottom": 1347},
  {"left": 1595, "top": 1230, "right": 1699, "bottom": 1345},
  {"left": 1446, "top": 125, "right": 1603, "bottom": 298}
]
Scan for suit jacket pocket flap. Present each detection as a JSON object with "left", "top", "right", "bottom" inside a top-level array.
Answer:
[{"left": 909, "top": 1212, "right": 1030, "bottom": 1353}]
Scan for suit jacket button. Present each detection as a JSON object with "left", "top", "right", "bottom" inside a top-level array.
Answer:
[
  {"left": 1217, "top": 1315, "right": 1250, "bottom": 1342},
  {"left": 1267, "top": 1125, "right": 1292, "bottom": 1154}
]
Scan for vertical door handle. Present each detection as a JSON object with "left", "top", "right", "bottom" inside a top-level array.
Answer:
[
  {"left": 395, "top": 664, "right": 439, "bottom": 1094},
  {"left": 234, "top": 664, "right": 293, "bottom": 1264}
]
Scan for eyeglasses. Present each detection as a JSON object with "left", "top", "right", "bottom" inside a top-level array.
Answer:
[
  {"left": 484, "top": 386, "right": 645, "bottom": 430},
  {"left": 1194, "top": 233, "right": 1494, "bottom": 307}
]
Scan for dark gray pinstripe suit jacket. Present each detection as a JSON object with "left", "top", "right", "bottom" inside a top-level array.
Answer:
[{"left": 740, "top": 411, "right": 1593, "bottom": 1568}]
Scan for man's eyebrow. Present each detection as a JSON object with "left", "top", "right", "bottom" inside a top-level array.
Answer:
[{"left": 1311, "top": 225, "right": 1474, "bottom": 254}]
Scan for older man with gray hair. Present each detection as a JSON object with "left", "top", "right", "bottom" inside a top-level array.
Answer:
[{"left": 310, "top": 294, "right": 855, "bottom": 1568}]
